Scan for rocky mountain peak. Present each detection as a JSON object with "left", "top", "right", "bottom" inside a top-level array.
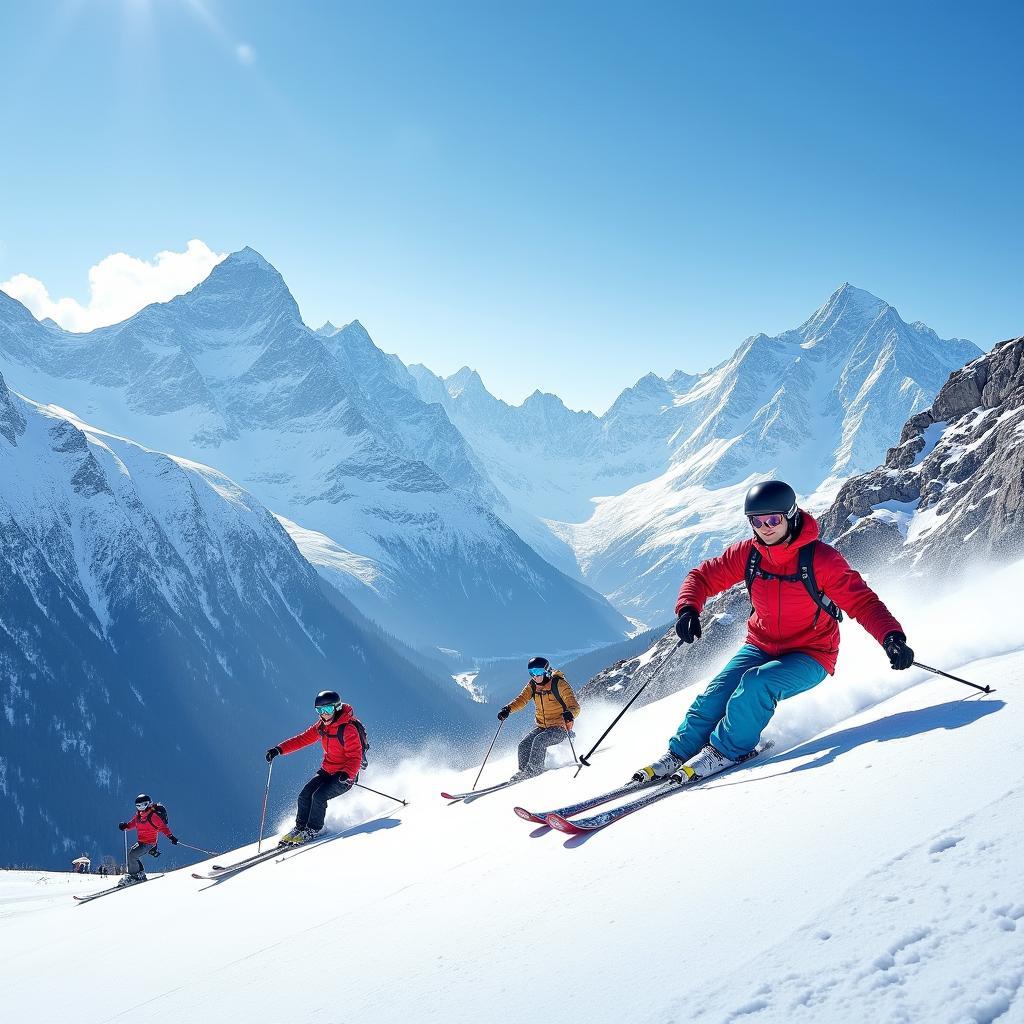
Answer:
[
  {"left": 180, "top": 247, "right": 301, "bottom": 327},
  {"left": 445, "top": 366, "right": 487, "bottom": 399},
  {"left": 798, "top": 282, "right": 889, "bottom": 346}
]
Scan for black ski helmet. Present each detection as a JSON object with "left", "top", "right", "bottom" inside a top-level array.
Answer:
[
  {"left": 135, "top": 793, "right": 152, "bottom": 807},
  {"left": 527, "top": 656, "right": 551, "bottom": 675},
  {"left": 314, "top": 689, "right": 341, "bottom": 708},
  {"left": 743, "top": 480, "right": 798, "bottom": 519}
]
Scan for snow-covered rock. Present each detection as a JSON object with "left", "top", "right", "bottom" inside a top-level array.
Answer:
[{"left": 820, "top": 334, "right": 1024, "bottom": 574}]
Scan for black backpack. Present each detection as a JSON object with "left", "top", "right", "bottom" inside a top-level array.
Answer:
[
  {"left": 319, "top": 716, "right": 370, "bottom": 770},
  {"left": 144, "top": 803, "right": 169, "bottom": 825},
  {"left": 744, "top": 540, "right": 843, "bottom": 627}
]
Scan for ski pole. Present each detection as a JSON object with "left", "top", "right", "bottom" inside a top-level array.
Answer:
[
  {"left": 123, "top": 828, "right": 128, "bottom": 874},
  {"left": 566, "top": 727, "right": 580, "bottom": 765},
  {"left": 350, "top": 780, "right": 409, "bottom": 806},
  {"left": 913, "top": 661, "right": 994, "bottom": 695},
  {"left": 574, "top": 641, "right": 681, "bottom": 778},
  {"left": 175, "top": 840, "right": 223, "bottom": 857},
  {"left": 257, "top": 758, "right": 274, "bottom": 855},
  {"left": 472, "top": 719, "right": 505, "bottom": 791}
]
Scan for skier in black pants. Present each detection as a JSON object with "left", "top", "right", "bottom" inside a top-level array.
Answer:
[{"left": 266, "top": 690, "right": 364, "bottom": 846}]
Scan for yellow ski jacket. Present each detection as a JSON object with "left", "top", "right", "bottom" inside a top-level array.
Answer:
[{"left": 507, "top": 671, "right": 581, "bottom": 729}]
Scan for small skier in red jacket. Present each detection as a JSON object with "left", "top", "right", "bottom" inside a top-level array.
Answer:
[
  {"left": 265, "top": 689, "right": 364, "bottom": 846},
  {"left": 635, "top": 480, "right": 915, "bottom": 783},
  {"left": 118, "top": 793, "right": 177, "bottom": 885}
]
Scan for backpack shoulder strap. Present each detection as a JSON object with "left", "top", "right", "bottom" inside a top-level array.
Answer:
[
  {"left": 798, "top": 541, "right": 843, "bottom": 625},
  {"left": 340, "top": 718, "right": 369, "bottom": 770},
  {"left": 548, "top": 677, "right": 570, "bottom": 716},
  {"left": 744, "top": 546, "right": 762, "bottom": 612}
]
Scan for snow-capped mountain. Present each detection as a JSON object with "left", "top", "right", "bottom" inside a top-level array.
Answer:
[
  {"left": 0, "top": 371, "right": 480, "bottom": 868},
  {"left": 414, "top": 285, "right": 980, "bottom": 622},
  {"left": 819, "top": 333, "right": 1024, "bottom": 574},
  {"left": 0, "top": 249, "right": 630, "bottom": 657}
]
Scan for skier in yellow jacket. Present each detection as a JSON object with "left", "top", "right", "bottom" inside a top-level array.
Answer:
[{"left": 498, "top": 657, "right": 581, "bottom": 781}]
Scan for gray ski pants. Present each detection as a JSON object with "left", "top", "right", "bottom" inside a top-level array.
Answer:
[
  {"left": 517, "top": 726, "right": 569, "bottom": 774},
  {"left": 127, "top": 841, "right": 155, "bottom": 876}
]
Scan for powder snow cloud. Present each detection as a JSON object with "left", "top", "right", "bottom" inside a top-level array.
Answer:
[{"left": 0, "top": 239, "right": 226, "bottom": 332}]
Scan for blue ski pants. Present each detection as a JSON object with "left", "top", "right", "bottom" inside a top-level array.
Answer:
[{"left": 669, "top": 644, "right": 827, "bottom": 762}]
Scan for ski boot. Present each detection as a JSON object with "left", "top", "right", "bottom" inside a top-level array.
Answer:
[
  {"left": 670, "top": 743, "right": 736, "bottom": 784},
  {"left": 631, "top": 750, "right": 683, "bottom": 784},
  {"left": 117, "top": 872, "right": 146, "bottom": 887},
  {"left": 278, "top": 827, "right": 319, "bottom": 846}
]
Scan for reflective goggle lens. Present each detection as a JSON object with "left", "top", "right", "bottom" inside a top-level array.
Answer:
[
  {"left": 528, "top": 667, "right": 547, "bottom": 677},
  {"left": 315, "top": 704, "right": 336, "bottom": 716},
  {"left": 135, "top": 801, "right": 151, "bottom": 809},
  {"left": 748, "top": 513, "right": 784, "bottom": 529}
]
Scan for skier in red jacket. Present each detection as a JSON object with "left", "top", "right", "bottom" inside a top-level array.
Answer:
[
  {"left": 118, "top": 793, "right": 177, "bottom": 885},
  {"left": 635, "top": 480, "right": 914, "bottom": 783},
  {"left": 265, "top": 690, "right": 364, "bottom": 846}
]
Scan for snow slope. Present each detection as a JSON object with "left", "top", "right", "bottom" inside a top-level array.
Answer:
[{"left": 3, "top": 562, "right": 1021, "bottom": 1024}]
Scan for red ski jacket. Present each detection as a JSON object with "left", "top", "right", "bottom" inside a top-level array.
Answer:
[
  {"left": 124, "top": 807, "right": 172, "bottom": 845},
  {"left": 277, "top": 704, "right": 363, "bottom": 777},
  {"left": 675, "top": 511, "right": 902, "bottom": 674}
]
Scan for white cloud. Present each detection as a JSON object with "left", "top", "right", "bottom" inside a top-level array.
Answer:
[
  {"left": 236, "top": 43, "right": 256, "bottom": 65},
  {"left": 0, "top": 239, "right": 227, "bottom": 332}
]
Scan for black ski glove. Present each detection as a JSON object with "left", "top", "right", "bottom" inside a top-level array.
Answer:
[
  {"left": 169, "top": 835, "right": 178, "bottom": 845},
  {"left": 675, "top": 606, "right": 702, "bottom": 644},
  {"left": 562, "top": 711, "right": 574, "bottom": 723},
  {"left": 497, "top": 706, "right": 511, "bottom": 721},
  {"left": 334, "top": 771, "right": 349, "bottom": 782},
  {"left": 148, "top": 847, "right": 161, "bottom": 858},
  {"left": 118, "top": 822, "right": 129, "bottom": 830},
  {"left": 265, "top": 746, "right": 281, "bottom": 763},
  {"left": 883, "top": 632, "right": 914, "bottom": 671}
]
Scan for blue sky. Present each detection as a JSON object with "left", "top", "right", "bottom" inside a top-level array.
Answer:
[{"left": 1, "top": 0, "right": 1021, "bottom": 413}]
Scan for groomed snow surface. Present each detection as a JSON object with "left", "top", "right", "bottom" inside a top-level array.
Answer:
[{"left": 3, "top": 568, "right": 1023, "bottom": 1024}]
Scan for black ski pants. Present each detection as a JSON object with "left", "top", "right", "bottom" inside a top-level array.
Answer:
[
  {"left": 127, "top": 841, "right": 155, "bottom": 876},
  {"left": 296, "top": 769, "right": 352, "bottom": 831},
  {"left": 517, "top": 726, "right": 568, "bottom": 774}
]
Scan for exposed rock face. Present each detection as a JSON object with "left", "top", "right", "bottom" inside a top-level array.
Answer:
[{"left": 820, "top": 336, "right": 1024, "bottom": 573}]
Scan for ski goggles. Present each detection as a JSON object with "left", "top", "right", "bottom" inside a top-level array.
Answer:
[
  {"left": 528, "top": 667, "right": 548, "bottom": 678},
  {"left": 748, "top": 513, "right": 785, "bottom": 529},
  {"left": 315, "top": 704, "right": 337, "bottom": 716},
  {"left": 135, "top": 800, "right": 152, "bottom": 810}
]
